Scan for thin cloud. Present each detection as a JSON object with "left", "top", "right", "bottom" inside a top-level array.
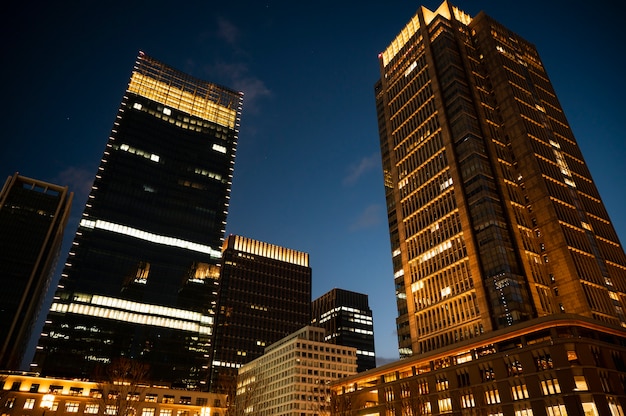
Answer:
[
  {"left": 54, "top": 166, "right": 93, "bottom": 203},
  {"left": 217, "top": 18, "right": 240, "bottom": 45},
  {"left": 206, "top": 61, "right": 271, "bottom": 113},
  {"left": 349, "top": 204, "right": 383, "bottom": 232},
  {"left": 343, "top": 154, "right": 379, "bottom": 186}
]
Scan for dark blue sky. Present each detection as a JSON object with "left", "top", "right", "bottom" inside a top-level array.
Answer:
[{"left": 2, "top": 0, "right": 624, "bottom": 364}]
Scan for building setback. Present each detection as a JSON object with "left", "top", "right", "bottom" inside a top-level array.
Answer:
[
  {"left": 332, "top": 1, "right": 626, "bottom": 415},
  {"left": 238, "top": 326, "right": 357, "bottom": 416},
  {"left": 32, "top": 52, "right": 243, "bottom": 389},
  {"left": 311, "top": 288, "right": 376, "bottom": 372},
  {"left": 210, "top": 235, "right": 312, "bottom": 393},
  {"left": 0, "top": 174, "right": 72, "bottom": 370}
]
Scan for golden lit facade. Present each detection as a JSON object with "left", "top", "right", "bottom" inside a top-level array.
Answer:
[
  {"left": 33, "top": 52, "right": 243, "bottom": 388},
  {"left": 330, "top": 316, "right": 626, "bottom": 416},
  {"left": 0, "top": 373, "right": 227, "bottom": 416},
  {"left": 376, "top": 1, "right": 626, "bottom": 358},
  {"left": 237, "top": 326, "right": 357, "bottom": 416}
]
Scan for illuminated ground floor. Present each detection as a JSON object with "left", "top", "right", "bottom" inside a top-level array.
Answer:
[{"left": 330, "top": 315, "right": 626, "bottom": 416}]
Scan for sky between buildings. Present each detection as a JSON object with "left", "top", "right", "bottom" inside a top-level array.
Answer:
[{"left": 1, "top": 0, "right": 624, "bottom": 364}]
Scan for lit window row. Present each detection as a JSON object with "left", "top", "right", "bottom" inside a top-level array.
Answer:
[
  {"left": 79, "top": 219, "right": 221, "bottom": 258},
  {"left": 49, "top": 302, "right": 211, "bottom": 334},
  {"left": 117, "top": 143, "right": 160, "bottom": 163},
  {"left": 128, "top": 72, "right": 237, "bottom": 128}
]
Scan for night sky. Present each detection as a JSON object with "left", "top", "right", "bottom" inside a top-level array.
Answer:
[{"left": 2, "top": 0, "right": 624, "bottom": 365}]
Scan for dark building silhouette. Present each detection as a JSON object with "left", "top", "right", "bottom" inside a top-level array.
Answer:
[
  {"left": 311, "top": 288, "right": 376, "bottom": 372},
  {"left": 210, "top": 235, "right": 311, "bottom": 393},
  {"left": 332, "top": 2, "right": 626, "bottom": 415},
  {"left": 0, "top": 174, "right": 72, "bottom": 370},
  {"left": 32, "top": 52, "right": 242, "bottom": 389}
]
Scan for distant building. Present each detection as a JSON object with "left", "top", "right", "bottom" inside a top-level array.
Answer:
[
  {"left": 33, "top": 52, "right": 243, "bottom": 388},
  {"left": 0, "top": 372, "right": 227, "bottom": 416},
  {"left": 333, "top": 1, "right": 626, "bottom": 414},
  {"left": 210, "top": 235, "right": 312, "bottom": 393},
  {"left": 237, "top": 326, "right": 357, "bottom": 416},
  {"left": 0, "top": 174, "right": 72, "bottom": 370},
  {"left": 311, "top": 288, "right": 376, "bottom": 372}
]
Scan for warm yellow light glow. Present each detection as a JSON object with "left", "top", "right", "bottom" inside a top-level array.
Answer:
[
  {"left": 128, "top": 73, "right": 237, "bottom": 129},
  {"left": 231, "top": 235, "right": 309, "bottom": 267},
  {"left": 41, "top": 394, "right": 55, "bottom": 409}
]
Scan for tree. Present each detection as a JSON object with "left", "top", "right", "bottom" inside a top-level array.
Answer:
[{"left": 95, "top": 358, "right": 151, "bottom": 416}]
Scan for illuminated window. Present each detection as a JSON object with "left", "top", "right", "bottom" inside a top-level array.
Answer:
[
  {"left": 212, "top": 144, "right": 227, "bottom": 153},
  {"left": 511, "top": 383, "right": 529, "bottom": 400},
  {"left": 142, "top": 408, "right": 156, "bottom": 416},
  {"left": 85, "top": 404, "right": 100, "bottom": 414},
  {"left": 161, "top": 410, "right": 173, "bottom": 416},
  {"left": 23, "top": 398, "right": 35, "bottom": 409},
  {"left": 145, "top": 394, "right": 158, "bottom": 403},
  {"left": 582, "top": 400, "right": 598, "bottom": 416},
  {"left": 105, "top": 405, "right": 118, "bottom": 415},
  {"left": 133, "top": 103, "right": 142, "bottom": 110},
  {"left": 65, "top": 402, "right": 80, "bottom": 413},
  {"left": 608, "top": 397, "right": 624, "bottom": 416},
  {"left": 438, "top": 397, "right": 452, "bottom": 412},
  {"left": 514, "top": 408, "right": 533, "bottom": 416},
  {"left": 574, "top": 376, "right": 588, "bottom": 391},
  {"left": 540, "top": 378, "right": 561, "bottom": 395},
  {"left": 546, "top": 404, "right": 568, "bottom": 416},
  {"left": 461, "top": 393, "right": 475, "bottom": 408},
  {"left": 163, "top": 107, "right": 172, "bottom": 115},
  {"left": 485, "top": 387, "right": 501, "bottom": 404},
  {"left": 162, "top": 395, "right": 175, "bottom": 404}
]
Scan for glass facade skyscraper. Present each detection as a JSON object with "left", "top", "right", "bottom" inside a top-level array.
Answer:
[
  {"left": 311, "top": 288, "right": 376, "bottom": 372},
  {"left": 33, "top": 52, "right": 243, "bottom": 389},
  {"left": 0, "top": 174, "right": 72, "bottom": 370}
]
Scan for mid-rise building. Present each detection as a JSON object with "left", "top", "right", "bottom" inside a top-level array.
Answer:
[
  {"left": 311, "top": 288, "right": 376, "bottom": 372},
  {"left": 0, "top": 372, "right": 228, "bottom": 416},
  {"left": 210, "top": 235, "right": 312, "bottom": 393},
  {"left": 237, "top": 326, "right": 357, "bottom": 416},
  {"left": 0, "top": 174, "right": 72, "bottom": 370},
  {"left": 32, "top": 52, "right": 243, "bottom": 389},
  {"left": 332, "top": 1, "right": 626, "bottom": 414}
]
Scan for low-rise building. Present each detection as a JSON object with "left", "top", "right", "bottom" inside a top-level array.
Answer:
[
  {"left": 0, "top": 373, "right": 227, "bottom": 416},
  {"left": 330, "top": 316, "right": 626, "bottom": 416}
]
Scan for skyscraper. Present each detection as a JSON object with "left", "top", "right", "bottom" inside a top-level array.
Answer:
[
  {"left": 33, "top": 52, "right": 243, "bottom": 389},
  {"left": 0, "top": 174, "right": 72, "bottom": 370},
  {"left": 311, "top": 288, "right": 376, "bottom": 372},
  {"left": 210, "top": 235, "right": 312, "bottom": 393},
  {"left": 331, "top": 3, "right": 626, "bottom": 415},
  {"left": 374, "top": 1, "right": 626, "bottom": 358}
]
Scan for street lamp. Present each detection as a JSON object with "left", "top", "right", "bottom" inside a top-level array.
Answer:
[{"left": 40, "top": 394, "right": 55, "bottom": 416}]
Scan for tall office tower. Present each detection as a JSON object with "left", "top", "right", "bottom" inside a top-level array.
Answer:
[
  {"left": 237, "top": 326, "right": 357, "bottom": 416},
  {"left": 311, "top": 288, "right": 376, "bottom": 372},
  {"left": 33, "top": 52, "right": 243, "bottom": 389},
  {"left": 331, "top": 3, "right": 626, "bottom": 415},
  {"left": 0, "top": 174, "right": 72, "bottom": 370},
  {"left": 375, "top": 1, "right": 626, "bottom": 358},
  {"left": 210, "top": 235, "right": 311, "bottom": 393}
]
